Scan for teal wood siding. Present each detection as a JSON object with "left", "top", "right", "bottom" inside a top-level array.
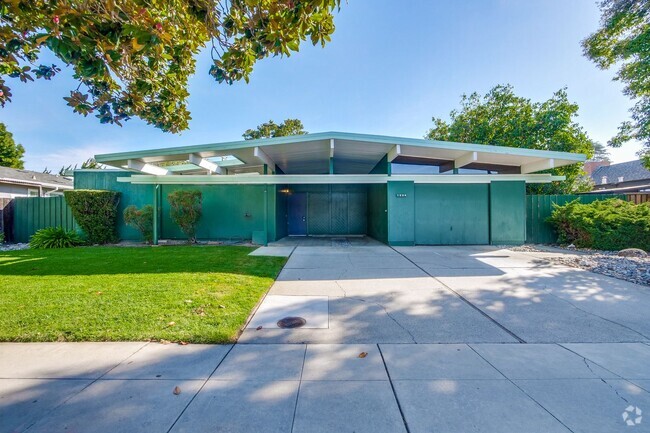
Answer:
[
  {"left": 526, "top": 194, "right": 624, "bottom": 244},
  {"left": 74, "top": 170, "right": 154, "bottom": 241},
  {"left": 367, "top": 184, "right": 388, "bottom": 243},
  {"left": 12, "top": 196, "right": 76, "bottom": 243},
  {"left": 414, "top": 184, "right": 489, "bottom": 245},
  {"left": 290, "top": 184, "right": 368, "bottom": 236},
  {"left": 275, "top": 185, "right": 288, "bottom": 240},
  {"left": 490, "top": 181, "right": 526, "bottom": 245},
  {"left": 387, "top": 181, "right": 415, "bottom": 246}
]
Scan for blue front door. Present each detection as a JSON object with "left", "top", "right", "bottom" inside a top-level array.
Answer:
[{"left": 288, "top": 192, "right": 308, "bottom": 235}]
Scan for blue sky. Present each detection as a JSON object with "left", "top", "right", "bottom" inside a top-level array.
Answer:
[{"left": 1, "top": 0, "right": 642, "bottom": 171}]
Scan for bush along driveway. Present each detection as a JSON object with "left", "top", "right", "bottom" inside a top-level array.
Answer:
[{"left": 0, "top": 246, "right": 286, "bottom": 343}]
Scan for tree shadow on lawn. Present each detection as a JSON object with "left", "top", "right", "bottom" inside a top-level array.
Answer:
[{"left": 0, "top": 245, "right": 286, "bottom": 278}]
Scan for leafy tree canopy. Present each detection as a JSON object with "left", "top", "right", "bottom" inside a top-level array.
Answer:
[
  {"left": 426, "top": 85, "right": 595, "bottom": 194},
  {"left": 591, "top": 141, "right": 611, "bottom": 162},
  {"left": 0, "top": 1, "right": 340, "bottom": 133},
  {"left": 583, "top": 0, "right": 650, "bottom": 167},
  {"left": 0, "top": 122, "right": 24, "bottom": 168},
  {"left": 44, "top": 157, "right": 103, "bottom": 176},
  {"left": 243, "top": 118, "right": 307, "bottom": 140}
]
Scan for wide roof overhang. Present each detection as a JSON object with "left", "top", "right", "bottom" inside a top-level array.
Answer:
[{"left": 95, "top": 131, "right": 586, "bottom": 176}]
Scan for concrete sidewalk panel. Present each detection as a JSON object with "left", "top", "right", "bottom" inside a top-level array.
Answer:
[
  {"left": 302, "top": 344, "right": 387, "bottom": 381},
  {"left": 211, "top": 344, "right": 305, "bottom": 381},
  {"left": 562, "top": 343, "right": 650, "bottom": 379}
]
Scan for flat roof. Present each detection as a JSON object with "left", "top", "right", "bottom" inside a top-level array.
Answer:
[{"left": 95, "top": 131, "right": 586, "bottom": 175}]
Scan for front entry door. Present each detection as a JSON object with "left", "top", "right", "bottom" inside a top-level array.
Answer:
[{"left": 288, "top": 192, "right": 308, "bottom": 235}]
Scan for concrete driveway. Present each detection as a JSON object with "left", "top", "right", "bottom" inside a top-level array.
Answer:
[
  {"left": 3, "top": 240, "right": 650, "bottom": 433},
  {"left": 241, "top": 241, "right": 650, "bottom": 344}
]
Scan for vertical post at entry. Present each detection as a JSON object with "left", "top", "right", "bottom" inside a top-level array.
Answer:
[{"left": 153, "top": 184, "right": 159, "bottom": 245}]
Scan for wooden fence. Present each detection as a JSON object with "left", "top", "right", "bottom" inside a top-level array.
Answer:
[
  {"left": 11, "top": 196, "right": 76, "bottom": 243},
  {"left": 526, "top": 194, "right": 626, "bottom": 244},
  {"left": 625, "top": 193, "right": 650, "bottom": 204},
  {"left": 0, "top": 198, "right": 14, "bottom": 242}
]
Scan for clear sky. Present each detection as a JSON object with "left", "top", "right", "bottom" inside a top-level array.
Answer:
[{"left": 0, "top": 0, "right": 643, "bottom": 171}]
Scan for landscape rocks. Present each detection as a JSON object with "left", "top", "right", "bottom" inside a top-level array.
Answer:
[
  {"left": 0, "top": 243, "right": 29, "bottom": 252},
  {"left": 513, "top": 245, "right": 650, "bottom": 286},
  {"left": 617, "top": 248, "right": 648, "bottom": 258}
]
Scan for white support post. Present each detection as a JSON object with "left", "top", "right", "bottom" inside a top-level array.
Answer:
[
  {"left": 521, "top": 158, "right": 555, "bottom": 174},
  {"left": 330, "top": 139, "right": 335, "bottom": 158},
  {"left": 253, "top": 147, "right": 276, "bottom": 172},
  {"left": 387, "top": 144, "right": 401, "bottom": 162},
  {"left": 454, "top": 151, "right": 478, "bottom": 169},
  {"left": 127, "top": 159, "right": 171, "bottom": 176},
  {"left": 188, "top": 154, "right": 221, "bottom": 174}
]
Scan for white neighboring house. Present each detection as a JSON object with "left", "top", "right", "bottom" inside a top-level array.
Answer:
[{"left": 0, "top": 166, "right": 73, "bottom": 198}]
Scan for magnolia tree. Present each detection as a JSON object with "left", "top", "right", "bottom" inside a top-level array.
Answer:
[{"left": 0, "top": 1, "right": 340, "bottom": 132}]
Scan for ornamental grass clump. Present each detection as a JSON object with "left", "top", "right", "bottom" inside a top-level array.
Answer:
[
  {"left": 167, "top": 190, "right": 202, "bottom": 243},
  {"left": 29, "top": 227, "right": 84, "bottom": 249},
  {"left": 64, "top": 190, "right": 120, "bottom": 244},
  {"left": 548, "top": 199, "right": 650, "bottom": 251},
  {"left": 124, "top": 205, "right": 154, "bottom": 243}
]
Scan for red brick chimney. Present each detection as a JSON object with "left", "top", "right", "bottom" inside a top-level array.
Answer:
[{"left": 584, "top": 160, "right": 610, "bottom": 176}]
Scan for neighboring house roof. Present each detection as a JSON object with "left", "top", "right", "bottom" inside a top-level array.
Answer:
[
  {"left": 0, "top": 166, "right": 74, "bottom": 189},
  {"left": 591, "top": 160, "right": 650, "bottom": 186},
  {"left": 95, "top": 131, "right": 585, "bottom": 176}
]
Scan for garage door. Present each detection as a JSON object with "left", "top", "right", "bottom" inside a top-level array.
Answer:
[
  {"left": 414, "top": 184, "right": 489, "bottom": 245},
  {"left": 306, "top": 191, "right": 367, "bottom": 236}
]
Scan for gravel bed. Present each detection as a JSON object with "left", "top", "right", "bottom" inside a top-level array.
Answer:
[
  {"left": 0, "top": 243, "right": 29, "bottom": 252},
  {"left": 511, "top": 245, "right": 650, "bottom": 286}
]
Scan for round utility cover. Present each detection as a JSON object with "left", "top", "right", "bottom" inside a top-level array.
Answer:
[{"left": 277, "top": 317, "right": 307, "bottom": 329}]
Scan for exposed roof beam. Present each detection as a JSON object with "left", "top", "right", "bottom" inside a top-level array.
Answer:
[
  {"left": 455, "top": 151, "right": 478, "bottom": 168},
  {"left": 330, "top": 139, "right": 335, "bottom": 158},
  {"left": 127, "top": 159, "right": 170, "bottom": 175},
  {"left": 387, "top": 144, "right": 401, "bottom": 162},
  {"left": 188, "top": 154, "right": 221, "bottom": 174},
  {"left": 521, "top": 158, "right": 555, "bottom": 174},
  {"left": 253, "top": 146, "right": 276, "bottom": 171}
]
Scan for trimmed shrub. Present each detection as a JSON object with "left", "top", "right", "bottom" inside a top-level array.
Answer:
[
  {"left": 123, "top": 205, "right": 154, "bottom": 243},
  {"left": 64, "top": 190, "right": 120, "bottom": 244},
  {"left": 548, "top": 198, "right": 650, "bottom": 251},
  {"left": 167, "top": 190, "right": 202, "bottom": 243},
  {"left": 29, "top": 227, "right": 85, "bottom": 249}
]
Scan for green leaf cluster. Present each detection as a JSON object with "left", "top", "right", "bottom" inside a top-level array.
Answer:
[
  {"left": 123, "top": 204, "right": 153, "bottom": 244},
  {"left": 583, "top": 0, "right": 650, "bottom": 167},
  {"left": 426, "top": 85, "right": 595, "bottom": 194},
  {"left": 64, "top": 190, "right": 120, "bottom": 244},
  {"left": 548, "top": 198, "right": 650, "bottom": 250},
  {"left": 0, "top": 1, "right": 340, "bottom": 133},
  {"left": 29, "top": 226, "right": 84, "bottom": 249},
  {"left": 0, "top": 122, "right": 24, "bottom": 169},
  {"left": 167, "top": 190, "right": 202, "bottom": 243},
  {"left": 243, "top": 118, "right": 307, "bottom": 140}
]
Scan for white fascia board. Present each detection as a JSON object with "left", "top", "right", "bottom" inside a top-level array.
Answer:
[
  {"left": 188, "top": 154, "right": 221, "bottom": 174},
  {"left": 127, "top": 159, "right": 170, "bottom": 176},
  {"left": 521, "top": 158, "right": 555, "bottom": 174},
  {"left": 253, "top": 147, "right": 276, "bottom": 170},
  {"left": 387, "top": 145, "right": 401, "bottom": 162},
  {"left": 118, "top": 173, "right": 564, "bottom": 185},
  {"left": 454, "top": 151, "right": 478, "bottom": 168}
]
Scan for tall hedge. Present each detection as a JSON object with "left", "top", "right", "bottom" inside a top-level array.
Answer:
[
  {"left": 548, "top": 198, "right": 650, "bottom": 251},
  {"left": 64, "top": 190, "right": 120, "bottom": 244}
]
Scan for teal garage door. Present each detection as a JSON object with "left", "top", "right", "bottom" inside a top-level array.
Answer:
[{"left": 414, "top": 184, "right": 489, "bottom": 245}]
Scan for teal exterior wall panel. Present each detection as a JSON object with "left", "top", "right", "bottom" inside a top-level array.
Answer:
[
  {"left": 275, "top": 185, "right": 288, "bottom": 241},
  {"left": 414, "top": 184, "right": 489, "bottom": 245},
  {"left": 387, "top": 181, "right": 415, "bottom": 246},
  {"left": 490, "top": 181, "right": 526, "bottom": 245},
  {"left": 367, "top": 184, "right": 388, "bottom": 243},
  {"left": 73, "top": 170, "right": 153, "bottom": 241}
]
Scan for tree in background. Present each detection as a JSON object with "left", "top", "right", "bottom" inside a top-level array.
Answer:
[
  {"left": 44, "top": 157, "right": 103, "bottom": 176},
  {"left": 243, "top": 119, "right": 308, "bottom": 140},
  {"left": 591, "top": 141, "right": 612, "bottom": 162},
  {"left": 426, "top": 85, "right": 595, "bottom": 194},
  {"left": 0, "top": 122, "right": 25, "bottom": 169},
  {"left": 0, "top": 1, "right": 340, "bottom": 133},
  {"left": 583, "top": 0, "right": 650, "bottom": 167}
]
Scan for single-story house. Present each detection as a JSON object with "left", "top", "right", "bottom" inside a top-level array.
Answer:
[
  {"left": 0, "top": 166, "right": 73, "bottom": 198},
  {"left": 588, "top": 160, "right": 650, "bottom": 193},
  {"left": 90, "top": 132, "right": 585, "bottom": 246}
]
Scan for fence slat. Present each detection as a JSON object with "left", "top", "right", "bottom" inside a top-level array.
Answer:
[{"left": 11, "top": 196, "right": 77, "bottom": 243}]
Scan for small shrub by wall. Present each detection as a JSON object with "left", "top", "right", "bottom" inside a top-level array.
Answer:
[
  {"left": 123, "top": 205, "right": 154, "bottom": 243},
  {"left": 64, "top": 190, "right": 120, "bottom": 244},
  {"left": 548, "top": 199, "right": 650, "bottom": 251},
  {"left": 29, "top": 227, "right": 85, "bottom": 249},
  {"left": 167, "top": 190, "right": 202, "bottom": 243}
]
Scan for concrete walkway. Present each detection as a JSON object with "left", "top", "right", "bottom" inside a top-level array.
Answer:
[{"left": 3, "top": 241, "right": 650, "bottom": 432}]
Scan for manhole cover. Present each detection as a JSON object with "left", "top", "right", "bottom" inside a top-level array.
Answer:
[{"left": 277, "top": 317, "right": 307, "bottom": 329}]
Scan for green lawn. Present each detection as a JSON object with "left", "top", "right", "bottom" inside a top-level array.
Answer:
[{"left": 0, "top": 246, "right": 286, "bottom": 343}]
